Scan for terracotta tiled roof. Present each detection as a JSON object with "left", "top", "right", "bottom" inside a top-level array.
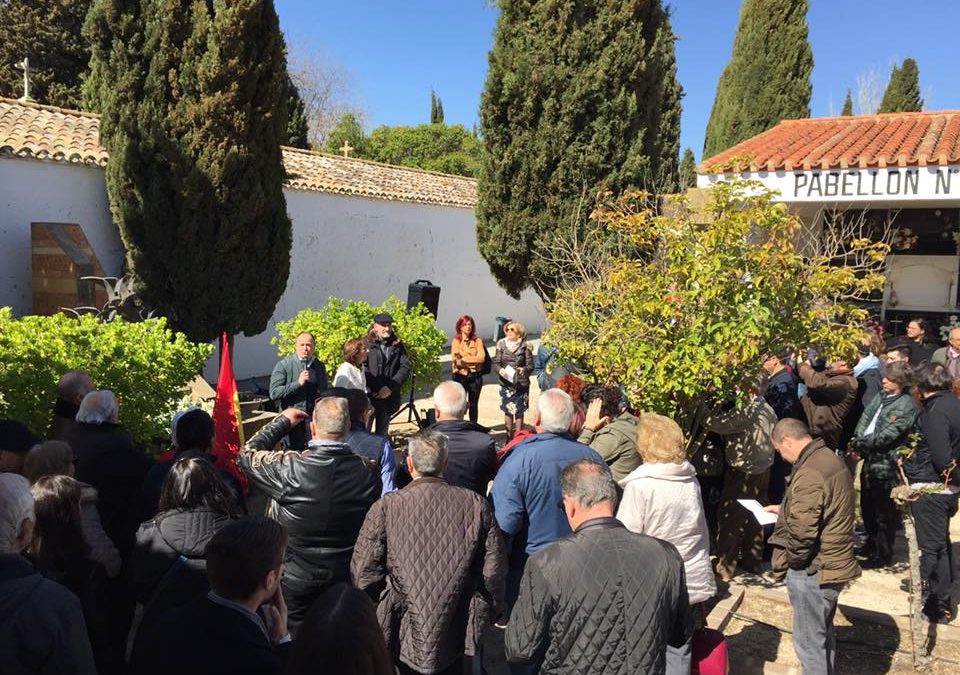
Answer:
[
  {"left": 281, "top": 147, "right": 476, "bottom": 207},
  {"left": 700, "top": 111, "right": 960, "bottom": 173},
  {"left": 0, "top": 97, "right": 106, "bottom": 166},
  {"left": 0, "top": 97, "right": 477, "bottom": 208}
]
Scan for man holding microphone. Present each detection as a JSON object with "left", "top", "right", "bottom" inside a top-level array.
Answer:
[{"left": 270, "top": 331, "right": 328, "bottom": 449}]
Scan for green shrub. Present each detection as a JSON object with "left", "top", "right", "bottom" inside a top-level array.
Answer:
[
  {"left": 0, "top": 308, "right": 212, "bottom": 443},
  {"left": 273, "top": 297, "right": 446, "bottom": 395}
]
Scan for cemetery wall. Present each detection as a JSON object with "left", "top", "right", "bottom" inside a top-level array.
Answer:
[{"left": 0, "top": 158, "right": 545, "bottom": 380}]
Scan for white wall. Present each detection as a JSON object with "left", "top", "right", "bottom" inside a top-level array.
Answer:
[
  {"left": 0, "top": 158, "right": 124, "bottom": 313},
  {"left": 0, "top": 157, "right": 544, "bottom": 381},
  {"left": 226, "top": 189, "right": 544, "bottom": 379}
]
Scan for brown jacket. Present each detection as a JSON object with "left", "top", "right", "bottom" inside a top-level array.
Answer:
[
  {"left": 798, "top": 363, "right": 857, "bottom": 450},
  {"left": 351, "top": 477, "right": 506, "bottom": 673},
  {"left": 451, "top": 336, "right": 486, "bottom": 376},
  {"left": 769, "top": 438, "right": 861, "bottom": 585}
]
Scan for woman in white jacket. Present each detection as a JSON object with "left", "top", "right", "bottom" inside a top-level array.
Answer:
[{"left": 617, "top": 412, "right": 716, "bottom": 674}]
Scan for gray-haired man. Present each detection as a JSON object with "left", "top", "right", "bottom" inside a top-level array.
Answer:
[
  {"left": 352, "top": 428, "right": 506, "bottom": 675},
  {"left": 0, "top": 473, "right": 97, "bottom": 673},
  {"left": 506, "top": 459, "right": 691, "bottom": 675}
]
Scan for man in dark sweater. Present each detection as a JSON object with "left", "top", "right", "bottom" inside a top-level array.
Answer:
[
  {"left": 429, "top": 381, "right": 496, "bottom": 496},
  {"left": 131, "top": 516, "right": 291, "bottom": 675},
  {"left": 47, "top": 370, "right": 95, "bottom": 441}
]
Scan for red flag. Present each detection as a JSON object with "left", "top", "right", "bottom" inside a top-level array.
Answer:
[{"left": 212, "top": 332, "right": 248, "bottom": 491}]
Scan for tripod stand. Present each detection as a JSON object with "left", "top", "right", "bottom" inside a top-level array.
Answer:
[{"left": 390, "top": 374, "right": 424, "bottom": 428}]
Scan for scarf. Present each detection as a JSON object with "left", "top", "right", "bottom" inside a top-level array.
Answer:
[{"left": 504, "top": 338, "right": 522, "bottom": 352}]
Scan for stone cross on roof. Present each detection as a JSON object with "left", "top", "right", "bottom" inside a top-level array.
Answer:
[
  {"left": 15, "top": 57, "right": 35, "bottom": 103},
  {"left": 339, "top": 140, "right": 353, "bottom": 158}
]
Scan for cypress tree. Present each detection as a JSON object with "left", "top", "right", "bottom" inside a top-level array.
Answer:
[
  {"left": 678, "top": 148, "right": 697, "bottom": 189},
  {"left": 703, "top": 0, "right": 812, "bottom": 159},
  {"left": 477, "top": 0, "right": 682, "bottom": 298},
  {"left": 283, "top": 73, "right": 310, "bottom": 148},
  {"left": 85, "top": 0, "right": 292, "bottom": 344},
  {"left": 430, "top": 89, "right": 445, "bottom": 124},
  {"left": 0, "top": 0, "right": 92, "bottom": 108},
  {"left": 878, "top": 58, "right": 923, "bottom": 113},
  {"left": 841, "top": 89, "right": 853, "bottom": 116}
]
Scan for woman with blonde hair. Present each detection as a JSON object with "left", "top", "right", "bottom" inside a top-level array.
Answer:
[
  {"left": 617, "top": 413, "right": 716, "bottom": 674},
  {"left": 491, "top": 320, "right": 534, "bottom": 438}
]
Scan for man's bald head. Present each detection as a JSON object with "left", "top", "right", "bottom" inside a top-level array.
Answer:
[
  {"left": 58, "top": 371, "right": 95, "bottom": 405},
  {"left": 433, "top": 381, "right": 468, "bottom": 420}
]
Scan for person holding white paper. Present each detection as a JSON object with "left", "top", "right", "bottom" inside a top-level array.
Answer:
[{"left": 492, "top": 321, "right": 533, "bottom": 439}]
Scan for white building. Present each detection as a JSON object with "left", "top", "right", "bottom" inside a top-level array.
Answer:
[
  {"left": 0, "top": 97, "right": 543, "bottom": 379},
  {"left": 698, "top": 110, "right": 960, "bottom": 338}
]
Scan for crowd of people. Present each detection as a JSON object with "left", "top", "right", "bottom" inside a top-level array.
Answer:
[{"left": 1, "top": 313, "right": 959, "bottom": 675}]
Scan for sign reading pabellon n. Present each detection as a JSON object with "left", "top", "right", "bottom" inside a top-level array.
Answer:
[{"left": 700, "top": 166, "right": 960, "bottom": 203}]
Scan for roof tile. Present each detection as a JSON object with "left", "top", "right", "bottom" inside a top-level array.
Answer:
[
  {"left": 701, "top": 110, "right": 960, "bottom": 173},
  {"left": 0, "top": 97, "right": 477, "bottom": 209}
]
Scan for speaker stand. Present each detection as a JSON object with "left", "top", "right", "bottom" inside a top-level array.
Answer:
[{"left": 390, "top": 374, "right": 424, "bottom": 429}]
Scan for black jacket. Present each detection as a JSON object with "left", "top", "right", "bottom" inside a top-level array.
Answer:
[
  {"left": 505, "top": 518, "right": 691, "bottom": 674},
  {"left": 131, "top": 594, "right": 288, "bottom": 675},
  {"left": 47, "top": 397, "right": 80, "bottom": 441},
  {"left": 0, "top": 553, "right": 97, "bottom": 675},
  {"left": 365, "top": 333, "right": 411, "bottom": 401},
  {"left": 904, "top": 391, "right": 960, "bottom": 484},
  {"left": 130, "top": 507, "right": 233, "bottom": 635},
  {"left": 65, "top": 422, "right": 153, "bottom": 559},
  {"left": 763, "top": 368, "right": 803, "bottom": 420},
  {"left": 237, "top": 416, "right": 381, "bottom": 585},
  {"left": 430, "top": 419, "right": 497, "bottom": 496}
]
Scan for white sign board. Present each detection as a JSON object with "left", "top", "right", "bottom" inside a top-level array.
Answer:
[{"left": 698, "top": 166, "right": 960, "bottom": 204}]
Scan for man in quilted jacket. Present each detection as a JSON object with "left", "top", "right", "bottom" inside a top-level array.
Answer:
[
  {"left": 767, "top": 418, "right": 860, "bottom": 675},
  {"left": 351, "top": 428, "right": 505, "bottom": 675},
  {"left": 505, "top": 459, "right": 691, "bottom": 674}
]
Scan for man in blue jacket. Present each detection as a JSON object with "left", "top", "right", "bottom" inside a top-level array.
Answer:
[{"left": 491, "top": 389, "right": 603, "bottom": 612}]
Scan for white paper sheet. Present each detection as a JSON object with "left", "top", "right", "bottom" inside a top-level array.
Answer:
[
  {"left": 503, "top": 365, "right": 516, "bottom": 383},
  {"left": 737, "top": 499, "right": 778, "bottom": 526}
]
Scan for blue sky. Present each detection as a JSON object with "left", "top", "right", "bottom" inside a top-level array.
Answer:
[{"left": 274, "top": 0, "right": 960, "bottom": 160}]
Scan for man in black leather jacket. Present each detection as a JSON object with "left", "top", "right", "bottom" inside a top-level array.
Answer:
[{"left": 238, "top": 397, "right": 381, "bottom": 634}]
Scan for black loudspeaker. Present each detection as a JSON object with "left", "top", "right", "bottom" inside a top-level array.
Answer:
[{"left": 407, "top": 279, "right": 440, "bottom": 318}]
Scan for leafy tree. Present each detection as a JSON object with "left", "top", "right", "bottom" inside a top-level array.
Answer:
[
  {"left": 430, "top": 89, "right": 444, "bottom": 124},
  {"left": 85, "top": 0, "right": 293, "bottom": 344},
  {"left": 678, "top": 148, "right": 697, "bottom": 189},
  {"left": 477, "top": 0, "right": 682, "bottom": 299},
  {"left": 323, "top": 111, "right": 368, "bottom": 156},
  {"left": 879, "top": 57, "right": 923, "bottom": 113},
  {"left": 273, "top": 296, "right": 445, "bottom": 396},
  {"left": 0, "top": 0, "right": 92, "bottom": 108},
  {"left": 364, "top": 123, "right": 481, "bottom": 177},
  {"left": 283, "top": 73, "right": 310, "bottom": 149},
  {"left": 841, "top": 89, "right": 853, "bottom": 116},
  {"left": 0, "top": 308, "right": 211, "bottom": 444},
  {"left": 703, "top": 0, "right": 812, "bottom": 159},
  {"left": 544, "top": 182, "right": 889, "bottom": 426}
]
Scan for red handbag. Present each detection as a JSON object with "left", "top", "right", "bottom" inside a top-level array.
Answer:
[{"left": 691, "top": 605, "right": 728, "bottom": 675}]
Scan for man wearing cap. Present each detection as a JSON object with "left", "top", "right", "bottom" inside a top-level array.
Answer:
[
  {"left": 270, "top": 331, "right": 328, "bottom": 450},
  {"left": 0, "top": 420, "right": 41, "bottom": 476},
  {"left": 365, "top": 313, "right": 411, "bottom": 436}
]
